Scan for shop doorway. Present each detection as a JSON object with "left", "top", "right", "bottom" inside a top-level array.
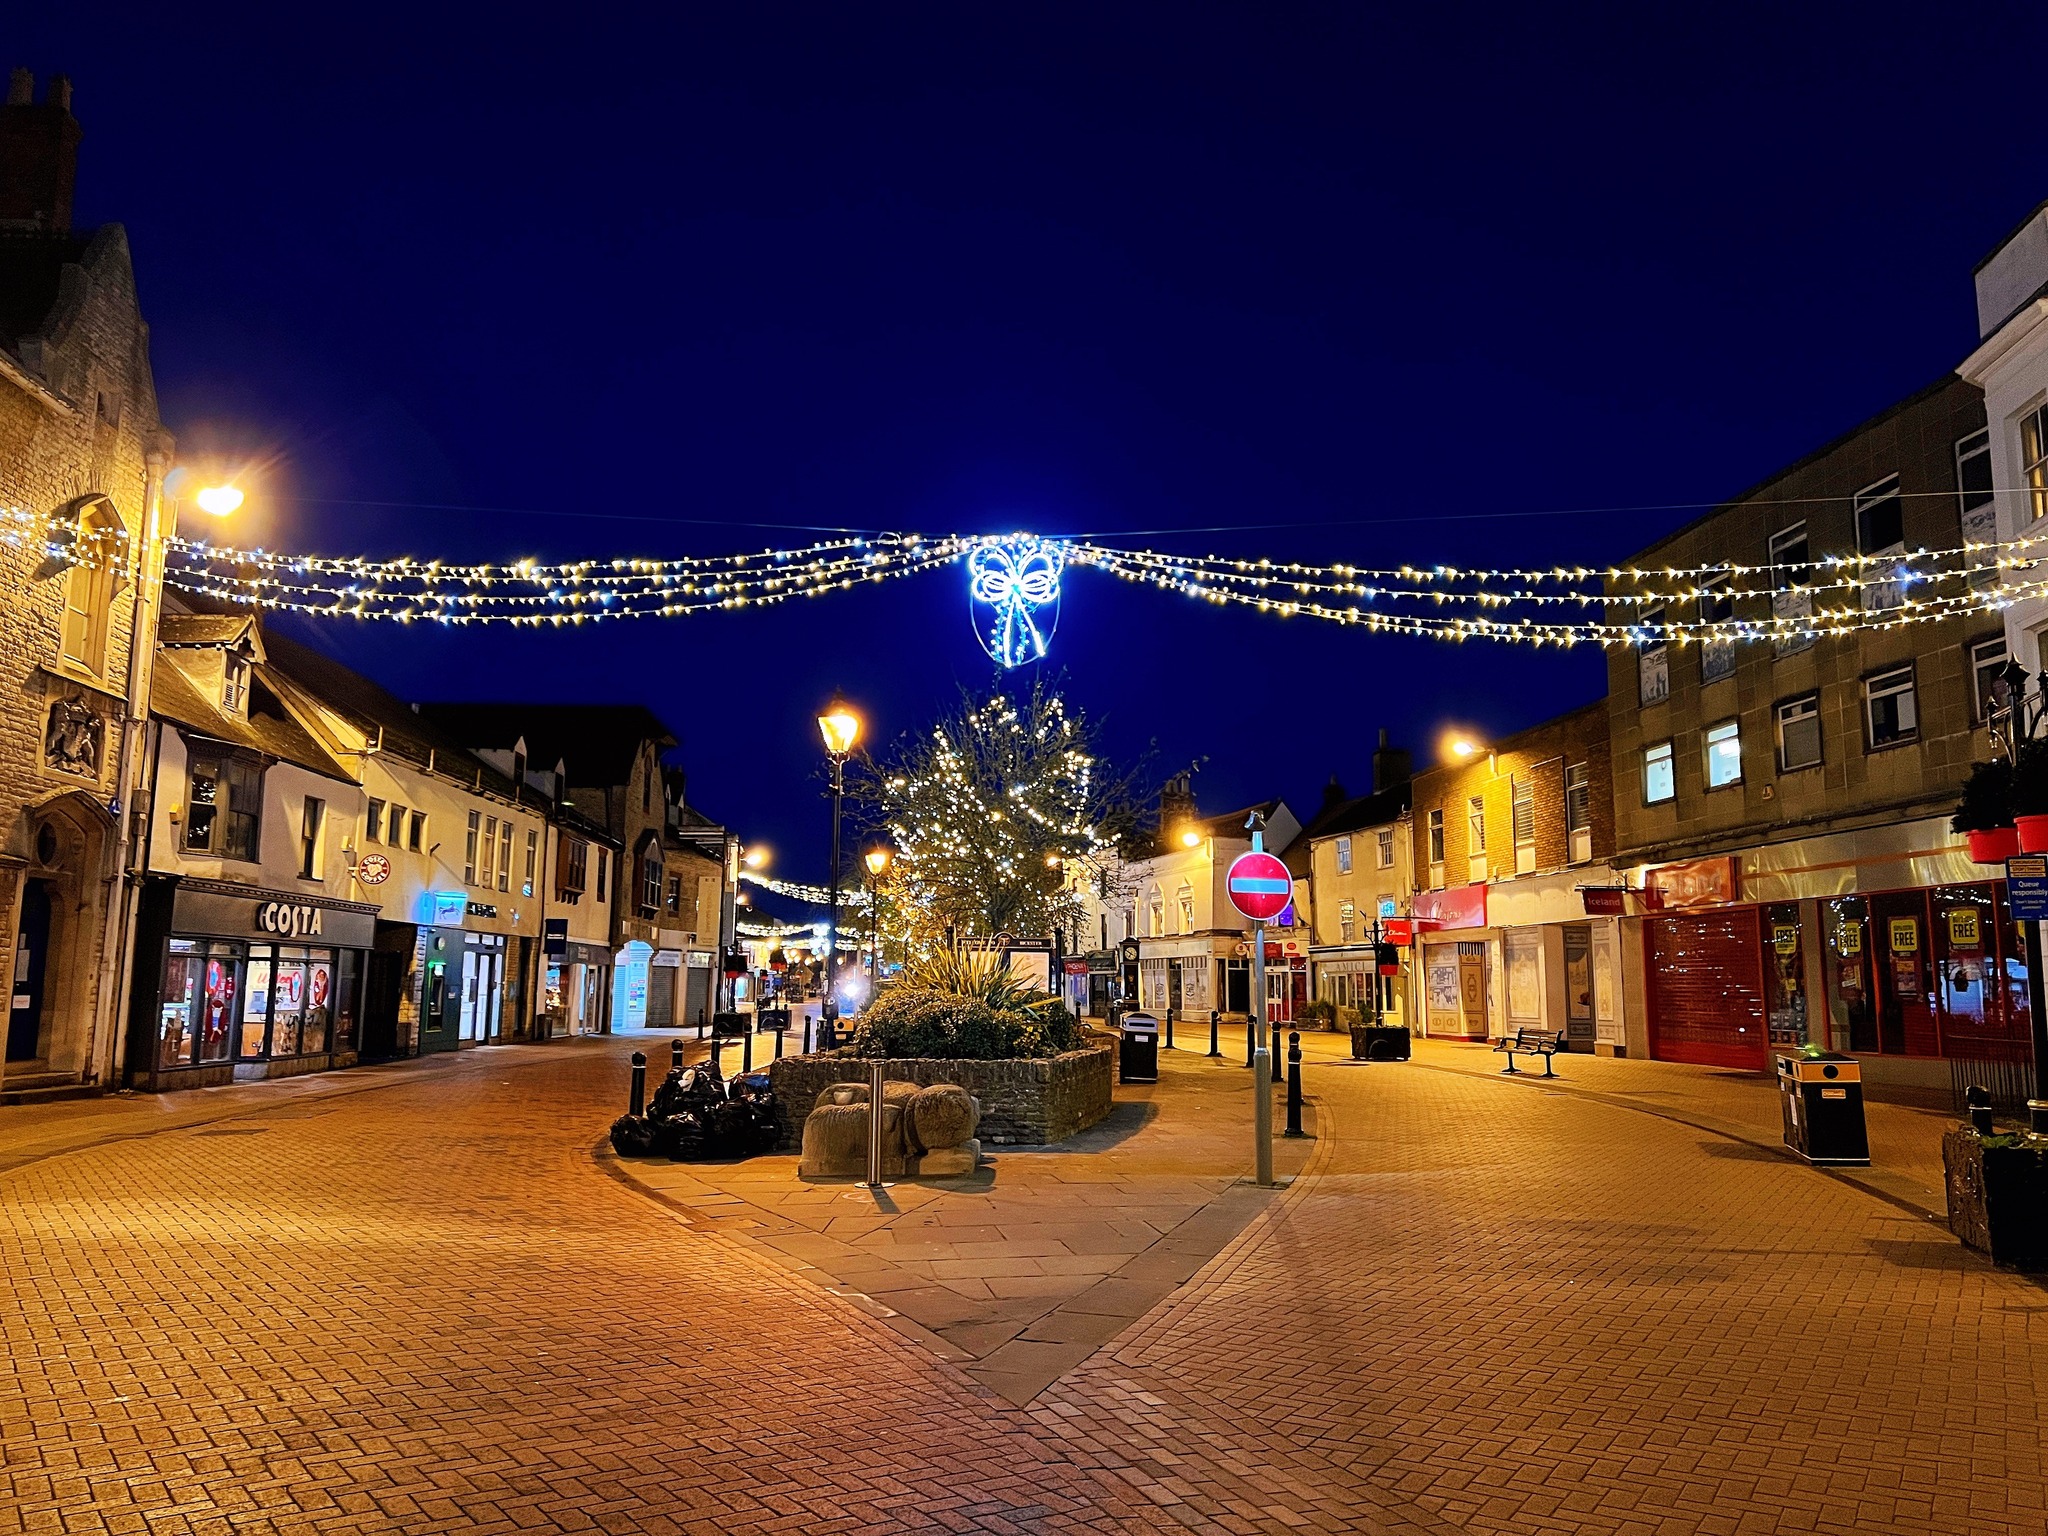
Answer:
[
  {"left": 1645, "top": 908, "right": 1767, "bottom": 1069},
  {"left": 7, "top": 879, "right": 52, "bottom": 1063},
  {"left": 1563, "top": 925, "right": 1596, "bottom": 1050},
  {"left": 360, "top": 950, "right": 403, "bottom": 1059}
]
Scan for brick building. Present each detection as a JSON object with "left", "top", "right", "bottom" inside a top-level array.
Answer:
[
  {"left": 1408, "top": 700, "right": 1622, "bottom": 1047},
  {"left": 1604, "top": 373, "right": 2014, "bottom": 1091},
  {"left": 1290, "top": 731, "right": 1414, "bottom": 1027},
  {"left": 0, "top": 72, "right": 169, "bottom": 1100}
]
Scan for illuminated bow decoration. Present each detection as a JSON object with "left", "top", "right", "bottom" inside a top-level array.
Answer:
[{"left": 967, "top": 537, "right": 1067, "bottom": 667}]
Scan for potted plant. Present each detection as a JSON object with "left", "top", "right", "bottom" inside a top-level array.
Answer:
[
  {"left": 1952, "top": 757, "right": 2019, "bottom": 864},
  {"left": 1944, "top": 1114, "right": 2048, "bottom": 1272},
  {"left": 2011, "top": 742, "right": 2048, "bottom": 853}
]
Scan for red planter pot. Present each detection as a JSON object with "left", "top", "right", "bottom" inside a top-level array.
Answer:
[
  {"left": 2014, "top": 817, "right": 2048, "bottom": 855},
  {"left": 1967, "top": 826, "right": 2022, "bottom": 864}
]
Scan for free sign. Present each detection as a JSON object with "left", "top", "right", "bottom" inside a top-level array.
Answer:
[{"left": 1225, "top": 850, "right": 1292, "bottom": 923}]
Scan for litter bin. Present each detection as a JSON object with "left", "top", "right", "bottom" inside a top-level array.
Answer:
[
  {"left": 1776, "top": 1050, "right": 1869, "bottom": 1166},
  {"left": 1119, "top": 1012, "right": 1160, "bottom": 1084}
]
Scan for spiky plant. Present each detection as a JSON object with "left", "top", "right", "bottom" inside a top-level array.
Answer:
[{"left": 895, "top": 947, "right": 1058, "bottom": 1014}]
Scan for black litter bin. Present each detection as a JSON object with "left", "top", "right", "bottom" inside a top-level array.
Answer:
[
  {"left": 1777, "top": 1050, "right": 1869, "bottom": 1166},
  {"left": 1119, "top": 1013, "right": 1160, "bottom": 1084}
]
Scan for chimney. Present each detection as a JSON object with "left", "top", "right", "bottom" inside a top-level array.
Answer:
[
  {"left": 1371, "top": 728, "right": 1412, "bottom": 795},
  {"left": 1319, "top": 774, "right": 1348, "bottom": 814},
  {"left": 0, "top": 69, "right": 82, "bottom": 232},
  {"left": 1159, "top": 769, "right": 1197, "bottom": 829}
]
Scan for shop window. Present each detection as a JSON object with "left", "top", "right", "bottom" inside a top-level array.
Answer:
[
  {"left": 1855, "top": 474, "right": 1905, "bottom": 611},
  {"left": 1704, "top": 719, "right": 1742, "bottom": 790},
  {"left": 1764, "top": 903, "right": 1808, "bottom": 1046},
  {"left": 1637, "top": 606, "right": 1669, "bottom": 706},
  {"left": 185, "top": 750, "right": 262, "bottom": 860},
  {"left": 1769, "top": 521, "right": 1814, "bottom": 656},
  {"left": 299, "top": 796, "right": 324, "bottom": 879},
  {"left": 1776, "top": 694, "right": 1822, "bottom": 772},
  {"left": 2025, "top": 403, "right": 2048, "bottom": 523},
  {"left": 1643, "top": 741, "right": 1675, "bottom": 805},
  {"left": 1698, "top": 576, "right": 1735, "bottom": 683},
  {"left": 497, "top": 820, "right": 513, "bottom": 893},
  {"left": 1969, "top": 635, "right": 2010, "bottom": 724},
  {"left": 1864, "top": 664, "right": 1918, "bottom": 749},
  {"left": 58, "top": 498, "right": 122, "bottom": 678},
  {"left": 366, "top": 799, "right": 384, "bottom": 843},
  {"left": 1335, "top": 836, "right": 1352, "bottom": 874},
  {"left": 155, "top": 938, "right": 242, "bottom": 1070},
  {"left": 1565, "top": 762, "right": 1591, "bottom": 863},
  {"left": 1376, "top": 829, "right": 1394, "bottom": 868},
  {"left": 465, "top": 811, "right": 480, "bottom": 884}
]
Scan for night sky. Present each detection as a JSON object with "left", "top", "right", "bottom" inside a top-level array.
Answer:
[{"left": 18, "top": 5, "right": 2048, "bottom": 886}]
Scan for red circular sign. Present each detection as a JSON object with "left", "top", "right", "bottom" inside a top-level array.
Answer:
[{"left": 1225, "top": 850, "right": 1293, "bottom": 922}]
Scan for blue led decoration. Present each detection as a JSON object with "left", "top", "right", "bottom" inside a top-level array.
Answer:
[{"left": 967, "top": 536, "right": 1066, "bottom": 668}]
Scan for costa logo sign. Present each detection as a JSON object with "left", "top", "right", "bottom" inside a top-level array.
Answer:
[
  {"left": 255, "top": 902, "right": 325, "bottom": 938},
  {"left": 357, "top": 852, "right": 391, "bottom": 886}
]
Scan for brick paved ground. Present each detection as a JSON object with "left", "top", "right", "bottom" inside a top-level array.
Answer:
[{"left": 4, "top": 1032, "right": 2045, "bottom": 1535}]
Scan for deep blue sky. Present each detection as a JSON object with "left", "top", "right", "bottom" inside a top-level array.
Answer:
[{"left": 19, "top": 5, "right": 2048, "bottom": 885}]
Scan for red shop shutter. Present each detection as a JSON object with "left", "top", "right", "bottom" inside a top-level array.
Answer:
[{"left": 1646, "top": 909, "right": 1767, "bottom": 1069}]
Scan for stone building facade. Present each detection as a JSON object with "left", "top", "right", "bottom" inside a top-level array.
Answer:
[{"left": 0, "top": 72, "right": 168, "bottom": 1099}]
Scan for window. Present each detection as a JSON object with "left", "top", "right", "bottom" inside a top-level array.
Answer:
[
  {"left": 1637, "top": 605, "right": 1669, "bottom": 705},
  {"left": 408, "top": 810, "right": 425, "bottom": 851},
  {"left": 222, "top": 656, "right": 250, "bottom": 713},
  {"left": 596, "top": 848, "right": 609, "bottom": 901},
  {"left": 366, "top": 799, "right": 384, "bottom": 843},
  {"left": 2025, "top": 404, "right": 2048, "bottom": 524},
  {"left": 1957, "top": 429, "right": 1998, "bottom": 590},
  {"left": 1427, "top": 809, "right": 1445, "bottom": 866},
  {"left": 1565, "top": 762, "right": 1591, "bottom": 863},
  {"left": 1698, "top": 575, "right": 1736, "bottom": 683},
  {"left": 1339, "top": 900, "right": 1356, "bottom": 942},
  {"left": 1467, "top": 795, "right": 1486, "bottom": 852},
  {"left": 1970, "top": 635, "right": 2011, "bottom": 724},
  {"left": 1644, "top": 741, "right": 1675, "bottom": 805},
  {"left": 465, "top": 811, "right": 480, "bottom": 884},
  {"left": 299, "top": 797, "right": 324, "bottom": 879},
  {"left": 1375, "top": 829, "right": 1394, "bottom": 868},
  {"left": 1776, "top": 694, "right": 1822, "bottom": 772},
  {"left": 1335, "top": 836, "right": 1352, "bottom": 874},
  {"left": 1855, "top": 474, "right": 1905, "bottom": 611},
  {"left": 1147, "top": 888, "right": 1164, "bottom": 937},
  {"left": 1177, "top": 883, "right": 1195, "bottom": 933},
  {"left": 640, "top": 846, "right": 663, "bottom": 914},
  {"left": 387, "top": 804, "right": 406, "bottom": 847},
  {"left": 1511, "top": 777, "right": 1536, "bottom": 874},
  {"left": 497, "top": 821, "right": 513, "bottom": 893},
  {"left": 58, "top": 499, "right": 122, "bottom": 677},
  {"left": 1864, "top": 664, "right": 1918, "bottom": 749},
  {"left": 1769, "top": 522, "right": 1814, "bottom": 656},
  {"left": 562, "top": 837, "right": 589, "bottom": 897},
  {"left": 666, "top": 874, "right": 682, "bottom": 916},
  {"left": 185, "top": 750, "right": 262, "bottom": 860},
  {"left": 480, "top": 816, "right": 498, "bottom": 889},
  {"left": 1704, "top": 720, "right": 1742, "bottom": 789},
  {"left": 524, "top": 829, "right": 538, "bottom": 897}
]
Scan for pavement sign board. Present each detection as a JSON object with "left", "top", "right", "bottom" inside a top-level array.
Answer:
[{"left": 1225, "top": 850, "right": 1293, "bottom": 923}]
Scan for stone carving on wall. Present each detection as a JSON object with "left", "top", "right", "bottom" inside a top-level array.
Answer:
[{"left": 45, "top": 697, "right": 103, "bottom": 778}]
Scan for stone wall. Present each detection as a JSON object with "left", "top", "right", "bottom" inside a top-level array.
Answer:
[{"left": 767, "top": 1043, "right": 1114, "bottom": 1147}]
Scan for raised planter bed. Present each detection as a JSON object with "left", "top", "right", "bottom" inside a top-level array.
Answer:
[
  {"left": 1349, "top": 1024, "right": 1411, "bottom": 1062},
  {"left": 1944, "top": 1128, "right": 2048, "bottom": 1272},
  {"left": 768, "top": 1043, "right": 1113, "bottom": 1148}
]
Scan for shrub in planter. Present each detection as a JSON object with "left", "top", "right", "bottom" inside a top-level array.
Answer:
[
  {"left": 1953, "top": 759, "right": 2019, "bottom": 862},
  {"left": 1296, "top": 998, "right": 1337, "bottom": 1031},
  {"left": 2008, "top": 744, "right": 2048, "bottom": 852},
  {"left": 841, "top": 949, "right": 1086, "bottom": 1061}
]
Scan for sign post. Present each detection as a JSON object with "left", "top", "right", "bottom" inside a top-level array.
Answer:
[{"left": 1227, "top": 820, "right": 1292, "bottom": 1187}]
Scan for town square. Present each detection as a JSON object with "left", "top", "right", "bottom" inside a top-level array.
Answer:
[{"left": 3, "top": 10, "right": 2048, "bottom": 1535}]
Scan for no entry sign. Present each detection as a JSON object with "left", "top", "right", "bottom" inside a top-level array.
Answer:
[{"left": 1225, "top": 850, "right": 1292, "bottom": 922}]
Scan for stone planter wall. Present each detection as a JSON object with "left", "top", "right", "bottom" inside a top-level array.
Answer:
[{"left": 768, "top": 1043, "right": 1114, "bottom": 1148}]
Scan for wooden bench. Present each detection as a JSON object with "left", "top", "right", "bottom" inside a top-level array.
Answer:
[{"left": 1493, "top": 1027, "right": 1567, "bottom": 1077}]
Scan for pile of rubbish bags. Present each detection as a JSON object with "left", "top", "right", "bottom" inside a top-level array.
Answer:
[{"left": 610, "top": 1059, "right": 785, "bottom": 1161}]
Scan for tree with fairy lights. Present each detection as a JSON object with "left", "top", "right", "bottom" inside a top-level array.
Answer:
[{"left": 852, "top": 677, "right": 1145, "bottom": 951}]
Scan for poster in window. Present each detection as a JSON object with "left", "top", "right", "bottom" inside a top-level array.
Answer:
[
  {"left": 309, "top": 963, "right": 332, "bottom": 1011},
  {"left": 1887, "top": 918, "right": 1918, "bottom": 955},
  {"left": 1836, "top": 924, "right": 1863, "bottom": 957},
  {"left": 1891, "top": 955, "right": 1922, "bottom": 1000},
  {"left": 1947, "top": 909, "right": 1981, "bottom": 950},
  {"left": 1427, "top": 961, "right": 1460, "bottom": 1011},
  {"left": 1772, "top": 923, "right": 1799, "bottom": 956}
]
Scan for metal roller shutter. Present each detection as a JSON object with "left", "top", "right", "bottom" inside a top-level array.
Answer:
[{"left": 1646, "top": 908, "right": 1767, "bottom": 1069}]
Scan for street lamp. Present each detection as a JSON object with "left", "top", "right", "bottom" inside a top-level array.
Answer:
[
  {"left": 1180, "top": 829, "right": 1202, "bottom": 848},
  {"left": 742, "top": 845, "right": 769, "bottom": 870},
  {"left": 864, "top": 843, "right": 892, "bottom": 983},
  {"left": 817, "top": 694, "right": 862, "bottom": 1043}
]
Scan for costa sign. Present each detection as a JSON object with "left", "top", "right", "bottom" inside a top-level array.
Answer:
[
  {"left": 255, "top": 901, "right": 325, "bottom": 938},
  {"left": 357, "top": 852, "right": 391, "bottom": 886}
]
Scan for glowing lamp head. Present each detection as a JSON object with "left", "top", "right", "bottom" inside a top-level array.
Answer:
[
  {"left": 864, "top": 846, "right": 892, "bottom": 877},
  {"left": 1442, "top": 730, "right": 1487, "bottom": 763},
  {"left": 817, "top": 695, "right": 861, "bottom": 757},
  {"left": 1180, "top": 829, "right": 1202, "bottom": 848},
  {"left": 742, "top": 846, "right": 768, "bottom": 869},
  {"left": 194, "top": 484, "right": 244, "bottom": 517}
]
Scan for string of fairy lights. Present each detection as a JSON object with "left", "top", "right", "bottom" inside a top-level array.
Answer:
[{"left": 8, "top": 503, "right": 2046, "bottom": 649}]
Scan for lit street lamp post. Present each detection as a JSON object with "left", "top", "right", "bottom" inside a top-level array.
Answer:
[
  {"left": 864, "top": 844, "right": 892, "bottom": 983},
  {"left": 817, "top": 695, "right": 861, "bottom": 1048}
]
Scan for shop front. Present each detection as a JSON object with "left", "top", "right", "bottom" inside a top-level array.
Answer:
[
  {"left": 545, "top": 940, "right": 612, "bottom": 1037},
  {"left": 1633, "top": 824, "right": 2035, "bottom": 1094},
  {"left": 129, "top": 879, "right": 377, "bottom": 1090},
  {"left": 1415, "top": 884, "right": 1489, "bottom": 1039}
]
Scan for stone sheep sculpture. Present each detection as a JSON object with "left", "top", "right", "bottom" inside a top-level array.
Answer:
[{"left": 799, "top": 1080, "right": 983, "bottom": 1178}]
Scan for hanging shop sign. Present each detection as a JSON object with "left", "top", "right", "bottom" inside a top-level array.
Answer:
[
  {"left": 543, "top": 917, "right": 568, "bottom": 958},
  {"left": 429, "top": 890, "right": 468, "bottom": 927},
  {"left": 1579, "top": 886, "right": 1627, "bottom": 916},
  {"left": 357, "top": 852, "right": 391, "bottom": 886}
]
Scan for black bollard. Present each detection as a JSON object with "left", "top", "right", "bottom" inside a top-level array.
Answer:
[
  {"left": 1285, "top": 1032, "right": 1305, "bottom": 1137},
  {"left": 1165, "top": 1007, "right": 1175, "bottom": 1051},
  {"left": 711, "top": 1035, "right": 726, "bottom": 1076},
  {"left": 774, "top": 1024, "right": 785, "bottom": 1061},
  {"left": 629, "top": 1050, "right": 647, "bottom": 1117},
  {"left": 671, "top": 1038, "right": 685, "bottom": 1074},
  {"left": 1272, "top": 1019, "right": 1286, "bottom": 1091},
  {"left": 698, "top": 1009, "right": 709, "bottom": 1040},
  {"left": 802, "top": 1012, "right": 813, "bottom": 1055},
  {"left": 743, "top": 1023, "right": 755, "bottom": 1074},
  {"left": 1208, "top": 1009, "right": 1221, "bottom": 1058},
  {"left": 1245, "top": 1014, "right": 1255, "bottom": 1068},
  {"left": 1966, "top": 1084, "right": 1995, "bottom": 1137}
]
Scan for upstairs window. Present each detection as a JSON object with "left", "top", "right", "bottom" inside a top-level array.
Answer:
[
  {"left": 1855, "top": 475, "right": 1905, "bottom": 612},
  {"left": 596, "top": 848, "right": 610, "bottom": 901},
  {"left": 561, "top": 837, "right": 589, "bottom": 897},
  {"left": 665, "top": 874, "right": 682, "bottom": 915},
  {"left": 1376, "top": 829, "right": 1394, "bottom": 868},
  {"left": 524, "top": 829, "right": 538, "bottom": 897},
  {"left": 1644, "top": 742, "right": 1675, "bottom": 805},
  {"left": 2025, "top": 405, "right": 2048, "bottom": 525},
  {"left": 640, "top": 846, "right": 663, "bottom": 915},
  {"left": 1769, "top": 522, "right": 1814, "bottom": 657},
  {"left": 1338, "top": 900, "right": 1356, "bottom": 942},
  {"left": 1565, "top": 762, "right": 1592, "bottom": 864},
  {"left": 1177, "top": 883, "right": 1195, "bottom": 933},
  {"left": 186, "top": 750, "right": 262, "bottom": 860},
  {"left": 1637, "top": 605, "right": 1670, "bottom": 706},
  {"left": 1698, "top": 575, "right": 1736, "bottom": 683},
  {"left": 365, "top": 799, "right": 384, "bottom": 844},
  {"left": 408, "top": 810, "right": 425, "bottom": 852},
  {"left": 387, "top": 804, "right": 407, "bottom": 847},
  {"left": 497, "top": 820, "right": 513, "bottom": 893},
  {"left": 222, "top": 656, "right": 250, "bottom": 713},
  {"left": 299, "top": 797, "right": 324, "bottom": 879},
  {"left": 1970, "top": 635, "right": 2011, "bottom": 724},
  {"left": 1335, "top": 836, "right": 1352, "bottom": 874},
  {"left": 1864, "top": 664, "right": 1918, "bottom": 750},
  {"left": 1776, "top": 694, "right": 1822, "bottom": 772},
  {"left": 1467, "top": 795, "right": 1486, "bottom": 853},
  {"left": 1705, "top": 719, "right": 1743, "bottom": 789},
  {"left": 1957, "top": 429, "right": 1997, "bottom": 591},
  {"left": 1511, "top": 777, "right": 1536, "bottom": 875},
  {"left": 1427, "top": 809, "right": 1445, "bottom": 866},
  {"left": 464, "top": 812, "right": 480, "bottom": 884},
  {"left": 59, "top": 499, "right": 123, "bottom": 678},
  {"left": 480, "top": 816, "right": 498, "bottom": 889}
]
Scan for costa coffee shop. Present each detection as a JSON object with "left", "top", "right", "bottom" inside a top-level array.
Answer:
[
  {"left": 126, "top": 878, "right": 379, "bottom": 1091},
  {"left": 1628, "top": 820, "right": 2033, "bottom": 1097}
]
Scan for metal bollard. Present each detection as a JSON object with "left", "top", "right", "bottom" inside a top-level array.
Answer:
[
  {"left": 711, "top": 1035, "right": 726, "bottom": 1076},
  {"left": 742, "top": 1022, "right": 755, "bottom": 1074},
  {"left": 1208, "top": 1009, "right": 1221, "bottom": 1058},
  {"left": 1165, "top": 1007, "right": 1175, "bottom": 1051},
  {"left": 1272, "top": 1020, "right": 1286, "bottom": 1092},
  {"left": 671, "top": 1038, "right": 685, "bottom": 1074},
  {"left": 802, "top": 1012, "right": 813, "bottom": 1055},
  {"left": 1245, "top": 1015, "right": 1255, "bottom": 1069},
  {"left": 774, "top": 1025, "right": 785, "bottom": 1061},
  {"left": 865, "top": 1060, "right": 886, "bottom": 1188},
  {"left": 1285, "top": 1032, "right": 1305, "bottom": 1138},
  {"left": 698, "top": 1009, "right": 709, "bottom": 1040},
  {"left": 628, "top": 1050, "right": 647, "bottom": 1117},
  {"left": 1967, "top": 1085, "right": 1995, "bottom": 1136}
]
